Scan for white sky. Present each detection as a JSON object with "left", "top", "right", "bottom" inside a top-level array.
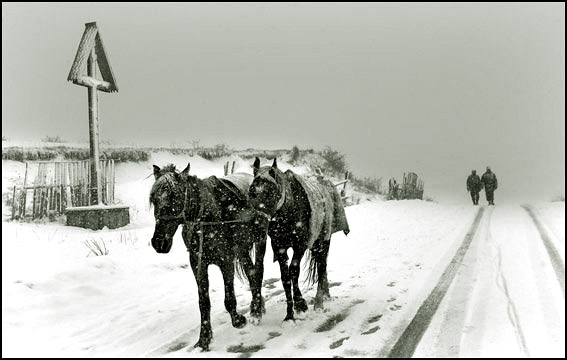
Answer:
[{"left": 2, "top": 2, "right": 565, "bottom": 200}]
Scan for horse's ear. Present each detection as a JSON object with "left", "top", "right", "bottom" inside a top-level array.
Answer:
[
  {"left": 272, "top": 158, "right": 278, "bottom": 169},
  {"left": 253, "top": 157, "right": 260, "bottom": 177},
  {"left": 269, "top": 167, "right": 276, "bottom": 179},
  {"left": 153, "top": 165, "right": 161, "bottom": 179},
  {"left": 180, "top": 163, "right": 191, "bottom": 178}
]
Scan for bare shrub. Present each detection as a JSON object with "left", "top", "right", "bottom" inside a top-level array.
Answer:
[
  {"left": 42, "top": 135, "right": 65, "bottom": 143},
  {"left": 351, "top": 175, "right": 383, "bottom": 194},
  {"left": 290, "top": 145, "right": 300, "bottom": 164},
  {"left": 320, "top": 146, "right": 347, "bottom": 176},
  {"left": 119, "top": 231, "right": 138, "bottom": 246},
  {"left": 1, "top": 148, "right": 57, "bottom": 161},
  {"left": 84, "top": 238, "right": 109, "bottom": 257}
]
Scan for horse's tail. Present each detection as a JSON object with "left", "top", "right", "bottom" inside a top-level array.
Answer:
[
  {"left": 304, "top": 237, "right": 331, "bottom": 287},
  {"left": 234, "top": 242, "right": 255, "bottom": 285},
  {"left": 304, "top": 249, "right": 318, "bottom": 286},
  {"left": 304, "top": 247, "right": 324, "bottom": 287}
]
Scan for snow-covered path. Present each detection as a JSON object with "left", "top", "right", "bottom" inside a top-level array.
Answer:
[
  {"left": 3, "top": 200, "right": 478, "bottom": 358},
  {"left": 2, "top": 155, "right": 564, "bottom": 357},
  {"left": 415, "top": 205, "right": 565, "bottom": 358}
]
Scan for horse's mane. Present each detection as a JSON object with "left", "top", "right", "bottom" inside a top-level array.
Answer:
[
  {"left": 149, "top": 164, "right": 180, "bottom": 206},
  {"left": 255, "top": 166, "right": 282, "bottom": 185}
]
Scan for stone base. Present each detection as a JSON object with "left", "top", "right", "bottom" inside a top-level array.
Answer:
[{"left": 66, "top": 205, "right": 130, "bottom": 230}]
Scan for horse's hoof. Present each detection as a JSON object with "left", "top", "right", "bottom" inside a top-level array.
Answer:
[
  {"left": 249, "top": 315, "right": 261, "bottom": 326},
  {"left": 250, "top": 299, "right": 265, "bottom": 317},
  {"left": 232, "top": 314, "right": 247, "bottom": 329},
  {"left": 193, "top": 340, "right": 210, "bottom": 352},
  {"left": 283, "top": 314, "right": 295, "bottom": 322},
  {"left": 314, "top": 300, "right": 324, "bottom": 311},
  {"left": 281, "top": 317, "right": 297, "bottom": 328},
  {"left": 294, "top": 310, "right": 307, "bottom": 320},
  {"left": 294, "top": 298, "right": 308, "bottom": 313}
]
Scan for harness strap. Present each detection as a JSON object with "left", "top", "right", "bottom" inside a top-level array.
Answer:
[
  {"left": 196, "top": 224, "right": 204, "bottom": 280},
  {"left": 157, "top": 180, "right": 257, "bottom": 280},
  {"left": 275, "top": 182, "right": 286, "bottom": 211}
]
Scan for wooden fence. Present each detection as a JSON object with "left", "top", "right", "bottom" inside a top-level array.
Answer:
[
  {"left": 334, "top": 171, "right": 350, "bottom": 200},
  {"left": 11, "top": 160, "right": 115, "bottom": 220},
  {"left": 223, "top": 161, "right": 236, "bottom": 176},
  {"left": 388, "top": 172, "right": 424, "bottom": 200}
]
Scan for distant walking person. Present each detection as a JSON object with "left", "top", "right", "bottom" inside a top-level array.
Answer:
[
  {"left": 481, "top": 166, "right": 498, "bottom": 205},
  {"left": 466, "top": 170, "right": 482, "bottom": 205}
]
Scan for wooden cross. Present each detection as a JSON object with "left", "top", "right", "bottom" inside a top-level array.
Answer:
[{"left": 67, "top": 22, "right": 118, "bottom": 205}]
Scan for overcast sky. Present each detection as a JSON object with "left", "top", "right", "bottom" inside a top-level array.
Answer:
[{"left": 2, "top": 3, "right": 564, "bottom": 202}]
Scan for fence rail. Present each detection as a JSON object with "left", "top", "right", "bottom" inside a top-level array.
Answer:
[{"left": 11, "top": 160, "right": 115, "bottom": 220}]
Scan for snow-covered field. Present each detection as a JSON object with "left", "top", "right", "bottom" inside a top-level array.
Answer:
[{"left": 2, "top": 153, "right": 564, "bottom": 357}]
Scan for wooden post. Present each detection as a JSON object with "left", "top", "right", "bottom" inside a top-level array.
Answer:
[
  {"left": 87, "top": 48, "right": 102, "bottom": 205},
  {"left": 64, "top": 163, "right": 71, "bottom": 209},
  {"left": 40, "top": 164, "right": 47, "bottom": 218},
  {"left": 21, "top": 162, "right": 29, "bottom": 217},
  {"left": 11, "top": 186, "right": 17, "bottom": 220},
  {"left": 231, "top": 161, "right": 236, "bottom": 174},
  {"left": 110, "top": 159, "right": 115, "bottom": 203},
  {"left": 71, "top": 162, "right": 76, "bottom": 206},
  {"left": 32, "top": 165, "right": 38, "bottom": 219}
]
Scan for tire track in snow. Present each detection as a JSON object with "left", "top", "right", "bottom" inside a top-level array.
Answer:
[
  {"left": 522, "top": 205, "right": 565, "bottom": 298},
  {"left": 386, "top": 207, "right": 484, "bottom": 358},
  {"left": 485, "top": 211, "right": 530, "bottom": 358}
]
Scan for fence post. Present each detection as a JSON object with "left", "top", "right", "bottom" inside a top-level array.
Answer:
[
  {"left": 11, "top": 186, "right": 17, "bottom": 220},
  {"left": 21, "top": 162, "right": 29, "bottom": 217}
]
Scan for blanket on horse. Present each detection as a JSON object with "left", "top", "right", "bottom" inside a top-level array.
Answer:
[
  {"left": 197, "top": 173, "right": 254, "bottom": 222},
  {"left": 286, "top": 171, "right": 350, "bottom": 249},
  {"left": 219, "top": 173, "right": 253, "bottom": 201}
]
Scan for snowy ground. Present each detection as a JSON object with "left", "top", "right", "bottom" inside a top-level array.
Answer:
[{"left": 2, "top": 154, "right": 564, "bottom": 357}]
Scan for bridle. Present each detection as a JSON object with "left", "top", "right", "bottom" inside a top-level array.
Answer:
[{"left": 253, "top": 171, "right": 286, "bottom": 221}]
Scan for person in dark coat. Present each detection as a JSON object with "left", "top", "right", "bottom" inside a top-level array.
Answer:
[
  {"left": 481, "top": 166, "right": 498, "bottom": 205},
  {"left": 466, "top": 170, "right": 482, "bottom": 205}
]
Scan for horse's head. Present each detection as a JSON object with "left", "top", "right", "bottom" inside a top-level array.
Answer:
[
  {"left": 149, "top": 163, "right": 191, "bottom": 253},
  {"left": 250, "top": 157, "right": 285, "bottom": 223}
]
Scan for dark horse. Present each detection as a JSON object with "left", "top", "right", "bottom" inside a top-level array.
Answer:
[
  {"left": 249, "top": 158, "right": 350, "bottom": 321},
  {"left": 150, "top": 163, "right": 266, "bottom": 351}
]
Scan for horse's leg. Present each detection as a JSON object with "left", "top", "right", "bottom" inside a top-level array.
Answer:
[
  {"left": 313, "top": 237, "right": 331, "bottom": 310},
  {"left": 253, "top": 238, "right": 267, "bottom": 315},
  {"left": 234, "top": 223, "right": 266, "bottom": 324},
  {"left": 290, "top": 247, "right": 308, "bottom": 313},
  {"left": 189, "top": 255, "right": 213, "bottom": 351},
  {"left": 236, "top": 245, "right": 263, "bottom": 324},
  {"left": 220, "top": 258, "right": 247, "bottom": 329},
  {"left": 274, "top": 245, "right": 294, "bottom": 321}
]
